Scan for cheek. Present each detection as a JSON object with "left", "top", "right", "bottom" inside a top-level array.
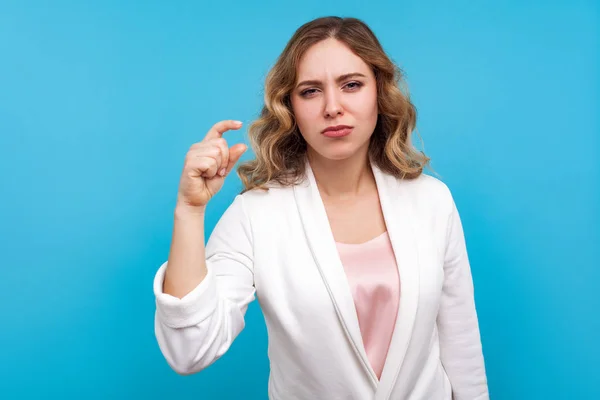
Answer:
[
  {"left": 350, "top": 88, "right": 378, "bottom": 119},
  {"left": 293, "top": 101, "right": 321, "bottom": 132}
]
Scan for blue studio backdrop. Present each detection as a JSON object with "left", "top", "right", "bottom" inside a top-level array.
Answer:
[{"left": 0, "top": 1, "right": 598, "bottom": 399}]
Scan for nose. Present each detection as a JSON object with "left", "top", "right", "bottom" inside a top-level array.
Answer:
[{"left": 323, "top": 89, "right": 343, "bottom": 119}]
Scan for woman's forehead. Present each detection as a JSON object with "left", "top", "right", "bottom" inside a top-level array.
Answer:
[{"left": 296, "top": 40, "right": 371, "bottom": 81}]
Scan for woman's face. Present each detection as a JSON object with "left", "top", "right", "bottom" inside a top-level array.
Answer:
[{"left": 290, "top": 38, "right": 379, "bottom": 162}]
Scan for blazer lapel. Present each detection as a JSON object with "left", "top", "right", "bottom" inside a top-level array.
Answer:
[
  {"left": 371, "top": 163, "right": 421, "bottom": 399},
  {"left": 293, "top": 159, "right": 379, "bottom": 388},
  {"left": 292, "top": 158, "right": 421, "bottom": 395}
]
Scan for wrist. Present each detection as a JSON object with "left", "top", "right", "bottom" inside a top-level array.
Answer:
[{"left": 174, "top": 202, "right": 206, "bottom": 220}]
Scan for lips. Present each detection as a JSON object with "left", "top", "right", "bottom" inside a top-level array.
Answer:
[{"left": 321, "top": 125, "right": 353, "bottom": 138}]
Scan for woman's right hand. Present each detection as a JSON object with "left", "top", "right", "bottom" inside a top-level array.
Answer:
[{"left": 176, "top": 120, "right": 247, "bottom": 212}]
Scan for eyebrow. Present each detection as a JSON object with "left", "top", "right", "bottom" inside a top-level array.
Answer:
[{"left": 295, "top": 72, "right": 367, "bottom": 89}]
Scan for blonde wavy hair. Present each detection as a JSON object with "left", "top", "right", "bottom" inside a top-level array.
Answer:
[{"left": 237, "top": 16, "right": 430, "bottom": 193}]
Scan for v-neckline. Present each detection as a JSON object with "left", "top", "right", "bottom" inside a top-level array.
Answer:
[
  {"left": 292, "top": 156, "right": 421, "bottom": 396},
  {"left": 335, "top": 231, "right": 389, "bottom": 247}
]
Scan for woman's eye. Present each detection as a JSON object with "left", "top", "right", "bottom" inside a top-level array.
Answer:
[
  {"left": 344, "top": 81, "right": 363, "bottom": 90},
  {"left": 299, "top": 82, "right": 362, "bottom": 97},
  {"left": 300, "top": 88, "right": 318, "bottom": 97}
]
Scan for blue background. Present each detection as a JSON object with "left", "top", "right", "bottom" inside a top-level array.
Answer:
[{"left": 0, "top": 0, "right": 598, "bottom": 399}]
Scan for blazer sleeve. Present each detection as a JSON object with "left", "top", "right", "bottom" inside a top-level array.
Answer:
[
  {"left": 437, "top": 194, "right": 490, "bottom": 400},
  {"left": 153, "top": 194, "right": 255, "bottom": 375}
]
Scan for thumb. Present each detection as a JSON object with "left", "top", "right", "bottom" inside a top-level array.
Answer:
[{"left": 225, "top": 143, "right": 247, "bottom": 175}]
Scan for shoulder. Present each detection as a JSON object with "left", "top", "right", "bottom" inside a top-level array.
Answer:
[
  {"left": 400, "top": 171, "right": 452, "bottom": 199},
  {"left": 236, "top": 181, "right": 296, "bottom": 217},
  {"left": 395, "top": 172, "right": 456, "bottom": 217},
  {"left": 208, "top": 185, "right": 291, "bottom": 240}
]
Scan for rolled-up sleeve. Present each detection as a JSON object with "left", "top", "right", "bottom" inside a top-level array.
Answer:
[{"left": 153, "top": 194, "right": 255, "bottom": 375}]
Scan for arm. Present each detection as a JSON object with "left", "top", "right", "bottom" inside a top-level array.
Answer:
[
  {"left": 437, "top": 195, "right": 489, "bottom": 400},
  {"left": 153, "top": 195, "right": 255, "bottom": 375},
  {"left": 161, "top": 202, "right": 209, "bottom": 300}
]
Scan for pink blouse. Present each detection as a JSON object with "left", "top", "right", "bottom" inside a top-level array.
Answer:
[{"left": 335, "top": 231, "right": 400, "bottom": 380}]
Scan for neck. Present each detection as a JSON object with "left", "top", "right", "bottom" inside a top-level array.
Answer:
[{"left": 307, "top": 147, "right": 375, "bottom": 199}]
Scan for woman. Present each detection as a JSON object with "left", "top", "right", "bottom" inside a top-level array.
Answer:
[{"left": 153, "top": 16, "right": 489, "bottom": 400}]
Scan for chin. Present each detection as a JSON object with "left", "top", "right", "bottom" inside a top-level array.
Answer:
[{"left": 312, "top": 146, "right": 363, "bottom": 162}]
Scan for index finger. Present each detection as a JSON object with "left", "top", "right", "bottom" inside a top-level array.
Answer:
[{"left": 204, "top": 120, "right": 243, "bottom": 140}]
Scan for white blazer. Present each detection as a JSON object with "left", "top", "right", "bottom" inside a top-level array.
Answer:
[{"left": 153, "top": 159, "right": 489, "bottom": 400}]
